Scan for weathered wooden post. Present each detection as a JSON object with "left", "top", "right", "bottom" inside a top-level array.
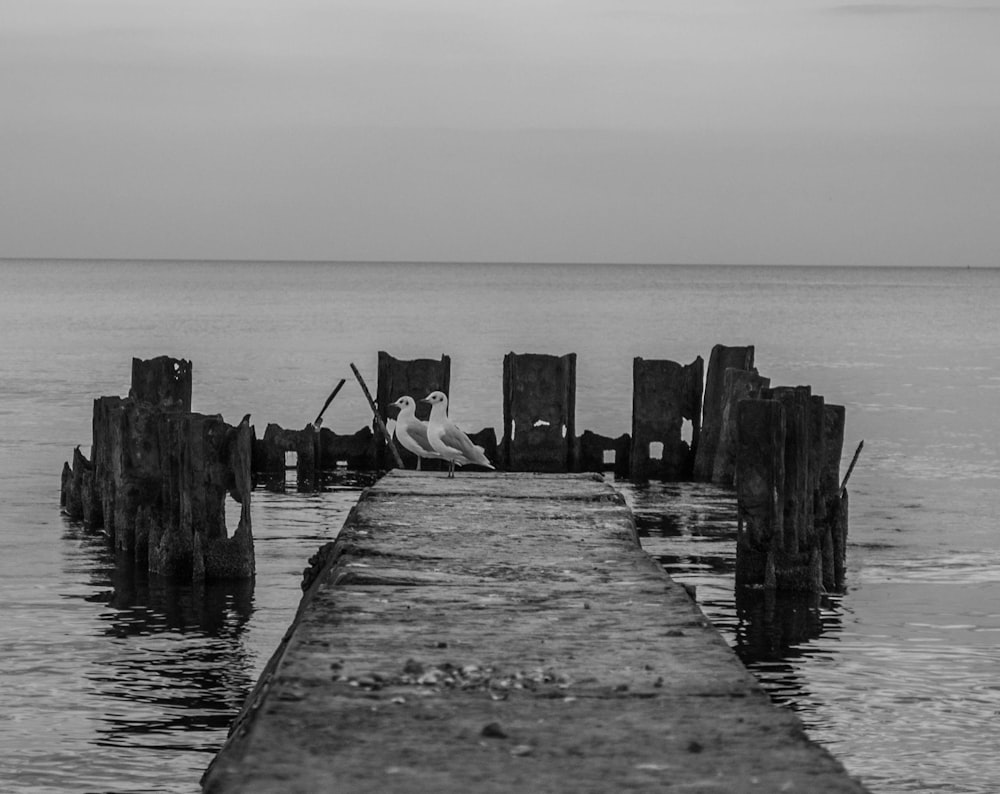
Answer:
[
  {"left": 60, "top": 446, "right": 92, "bottom": 521},
  {"left": 711, "top": 368, "right": 771, "bottom": 485},
  {"left": 630, "top": 356, "right": 703, "bottom": 481},
  {"left": 576, "top": 430, "right": 631, "bottom": 478},
  {"left": 693, "top": 344, "right": 755, "bottom": 481},
  {"left": 501, "top": 352, "right": 576, "bottom": 472},
  {"left": 762, "top": 386, "right": 813, "bottom": 556},
  {"left": 737, "top": 387, "right": 845, "bottom": 592},
  {"left": 150, "top": 413, "right": 255, "bottom": 580},
  {"left": 734, "top": 399, "right": 785, "bottom": 589},
  {"left": 200, "top": 416, "right": 255, "bottom": 580},
  {"left": 317, "top": 427, "right": 376, "bottom": 470},
  {"left": 61, "top": 356, "right": 255, "bottom": 582},
  {"left": 375, "top": 351, "right": 451, "bottom": 470},
  {"left": 820, "top": 404, "right": 846, "bottom": 591},
  {"left": 129, "top": 355, "right": 192, "bottom": 411}
]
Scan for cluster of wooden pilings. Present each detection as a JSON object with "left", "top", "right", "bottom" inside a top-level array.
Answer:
[
  {"left": 62, "top": 348, "right": 852, "bottom": 591},
  {"left": 61, "top": 357, "right": 255, "bottom": 581},
  {"left": 364, "top": 347, "right": 851, "bottom": 593}
]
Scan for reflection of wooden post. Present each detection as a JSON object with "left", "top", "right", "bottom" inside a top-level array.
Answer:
[
  {"left": 501, "top": 352, "right": 576, "bottom": 472},
  {"left": 351, "top": 363, "right": 403, "bottom": 469}
]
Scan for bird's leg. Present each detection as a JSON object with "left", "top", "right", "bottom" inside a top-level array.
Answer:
[
  {"left": 416, "top": 457, "right": 421, "bottom": 471},
  {"left": 448, "top": 460, "right": 455, "bottom": 478}
]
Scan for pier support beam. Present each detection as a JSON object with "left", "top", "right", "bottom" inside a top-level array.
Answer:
[
  {"left": 576, "top": 430, "right": 631, "bottom": 478},
  {"left": 61, "top": 357, "right": 254, "bottom": 581},
  {"left": 693, "top": 344, "right": 755, "bottom": 481},
  {"left": 735, "top": 399, "right": 785, "bottom": 589},
  {"left": 629, "top": 356, "right": 703, "bottom": 481},
  {"left": 501, "top": 352, "right": 576, "bottom": 472},
  {"left": 376, "top": 351, "right": 451, "bottom": 470},
  {"left": 711, "top": 368, "right": 771, "bottom": 485}
]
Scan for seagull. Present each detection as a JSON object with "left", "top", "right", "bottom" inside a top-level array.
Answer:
[
  {"left": 423, "top": 391, "right": 494, "bottom": 478},
  {"left": 390, "top": 396, "right": 442, "bottom": 470}
]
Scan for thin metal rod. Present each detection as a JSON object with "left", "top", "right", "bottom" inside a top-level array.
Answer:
[
  {"left": 839, "top": 440, "right": 864, "bottom": 497},
  {"left": 314, "top": 378, "right": 346, "bottom": 426},
  {"left": 350, "top": 362, "right": 404, "bottom": 469}
]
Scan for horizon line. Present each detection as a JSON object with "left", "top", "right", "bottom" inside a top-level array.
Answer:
[{"left": 0, "top": 257, "right": 992, "bottom": 269}]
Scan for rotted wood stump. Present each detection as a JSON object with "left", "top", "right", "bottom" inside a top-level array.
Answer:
[
  {"left": 693, "top": 344, "right": 755, "bottom": 481},
  {"left": 501, "top": 352, "right": 577, "bottom": 472},
  {"left": 61, "top": 357, "right": 254, "bottom": 581},
  {"left": 735, "top": 393, "right": 850, "bottom": 592}
]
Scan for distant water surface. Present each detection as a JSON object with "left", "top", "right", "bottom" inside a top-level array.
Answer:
[{"left": 0, "top": 261, "right": 997, "bottom": 793}]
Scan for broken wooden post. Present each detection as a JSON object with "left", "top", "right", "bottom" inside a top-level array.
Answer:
[
  {"left": 62, "top": 357, "right": 255, "bottom": 581},
  {"left": 629, "top": 356, "right": 703, "bottom": 481},
  {"left": 577, "top": 430, "right": 631, "bottom": 478},
  {"left": 318, "top": 427, "right": 376, "bottom": 470},
  {"left": 711, "top": 368, "right": 771, "bottom": 485},
  {"left": 736, "top": 387, "right": 848, "bottom": 592},
  {"left": 501, "top": 352, "right": 576, "bottom": 472},
  {"left": 152, "top": 412, "right": 255, "bottom": 580},
  {"left": 820, "top": 405, "right": 846, "bottom": 591},
  {"left": 129, "top": 355, "right": 192, "bottom": 411},
  {"left": 734, "top": 399, "right": 785, "bottom": 589},
  {"left": 296, "top": 423, "right": 318, "bottom": 491},
  {"left": 375, "top": 351, "right": 451, "bottom": 470},
  {"left": 762, "top": 386, "right": 813, "bottom": 556},
  {"left": 693, "top": 344, "right": 755, "bottom": 481}
]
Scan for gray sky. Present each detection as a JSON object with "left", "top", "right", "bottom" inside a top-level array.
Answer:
[{"left": 2, "top": 0, "right": 998, "bottom": 266}]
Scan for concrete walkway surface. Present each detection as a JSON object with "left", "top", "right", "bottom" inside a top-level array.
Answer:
[{"left": 202, "top": 471, "right": 869, "bottom": 793}]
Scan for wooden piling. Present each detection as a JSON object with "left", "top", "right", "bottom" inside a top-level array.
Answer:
[
  {"left": 762, "top": 386, "right": 813, "bottom": 555},
  {"left": 501, "top": 352, "right": 577, "bottom": 472},
  {"left": 61, "top": 357, "right": 255, "bottom": 581},
  {"left": 576, "top": 429, "right": 631, "bottom": 478},
  {"left": 711, "top": 367, "right": 771, "bottom": 485},
  {"left": 629, "top": 356, "right": 703, "bottom": 481},
  {"left": 734, "top": 399, "right": 785, "bottom": 589},
  {"left": 375, "top": 351, "right": 451, "bottom": 470},
  {"left": 693, "top": 344, "right": 755, "bottom": 481}
]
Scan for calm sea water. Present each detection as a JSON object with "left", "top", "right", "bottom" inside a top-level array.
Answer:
[{"left": 1, "top": 261, "right": 998, "bottom": 793}]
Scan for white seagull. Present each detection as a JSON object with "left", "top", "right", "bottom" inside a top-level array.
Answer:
[
  {"left": 423, "top": 391, "right": 494, "bottom": 478},
  {"left": 390, "top": 396, "right": 442, "bottom": 470}
]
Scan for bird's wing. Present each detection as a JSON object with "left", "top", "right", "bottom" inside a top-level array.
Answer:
[
  {"left": 402, "top": 418, "right": 441, "bottom": 456},
  {"left": 440, "top": 421, "right": 493, "bottom": 467}
]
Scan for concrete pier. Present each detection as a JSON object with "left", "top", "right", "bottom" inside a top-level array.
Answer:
[{"left": 202, "top": 471, "right": 868, "bottom": 794}]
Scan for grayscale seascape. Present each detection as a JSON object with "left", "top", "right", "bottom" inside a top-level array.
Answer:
[{"left": 1, "top": 260, "right": 997, "bottom": 793}]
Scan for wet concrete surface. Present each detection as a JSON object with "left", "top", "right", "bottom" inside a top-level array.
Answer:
[{"left": 203, "top": 471, "right": 869, "bottom": 793}]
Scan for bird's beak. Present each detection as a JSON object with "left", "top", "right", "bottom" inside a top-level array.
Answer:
[{"left": 421, "top": 396, "right": 431, "bottom": 403}]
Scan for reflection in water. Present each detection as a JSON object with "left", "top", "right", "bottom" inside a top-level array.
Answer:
[
  {"left": 62, "top": 522, "right": 258, "bottom": 755},
  {"left": 620, "top": 480, "right": 841, "bottom": 718},
  {"left": 51, "top": 471, "right": 368, "bottom": 793}
]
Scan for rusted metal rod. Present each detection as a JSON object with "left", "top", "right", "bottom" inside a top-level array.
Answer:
[
  {"left": 314, "top": 378, "right": 346, "bottom": 426},
  {"left": 839, "top": 440, "right": 864, "bottom": 497},
  {"left": 350, "top": 363, "right": 404, "bottom": 469}
]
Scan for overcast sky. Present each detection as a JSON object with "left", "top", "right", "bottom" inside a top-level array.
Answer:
[{"left": 3, "top": 0, "right": 998, "bottom": 266}]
